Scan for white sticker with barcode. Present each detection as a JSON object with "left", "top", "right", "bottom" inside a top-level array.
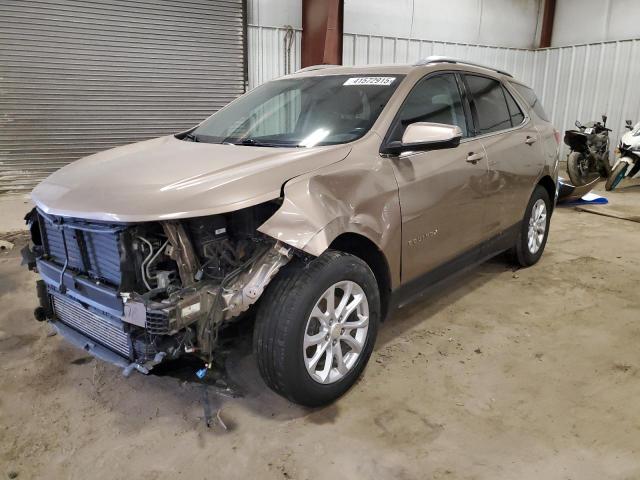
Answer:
[{"left": 343, "top": 77, "right": 396, "bottom": 86}]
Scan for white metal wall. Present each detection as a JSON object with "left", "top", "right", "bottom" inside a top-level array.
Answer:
[
  {"left": 246, "top": 0, "right": 301, "bottom": 30},
  {"left": 343, "top": 34, "right": 536, "bottom": 83},
  {"left": 247, "top": 25, "right": 302, "bottom": 89},
  {"left": 530, "top": 40, "right": 640, "bottom": 150},
  {"left": 343, "top": 33, "right": 640, "bottom": 154},
  {"left": 552, "top": 0, "right": 640, "bottom": 47},
  {"left": 344, "top": 0, "right": 541, "bottom": 49}
]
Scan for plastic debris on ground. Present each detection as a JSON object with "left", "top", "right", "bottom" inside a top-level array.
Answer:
[{"left": 560, "top": 192, "right": 609, "bottom": 206}]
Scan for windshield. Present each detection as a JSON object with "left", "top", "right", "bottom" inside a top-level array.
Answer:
[{"left": 187, "top": 74, "right": 404, "bottom": 147}]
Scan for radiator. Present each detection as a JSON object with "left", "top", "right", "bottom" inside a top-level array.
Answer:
[{"left": 40, "top": 213, "right": 123, "bottom": 286}]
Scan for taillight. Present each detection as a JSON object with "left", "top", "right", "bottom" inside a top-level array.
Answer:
[{"left": 553, "top": 129, "right": 561, "bottom": 144}]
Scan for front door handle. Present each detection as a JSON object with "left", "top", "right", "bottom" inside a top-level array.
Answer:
[
  {"left": 525, "top": 136, "right": 537, "bottom": 145},
  {"left": 466, "top": 152, "right": 484, "bottom": 164}
]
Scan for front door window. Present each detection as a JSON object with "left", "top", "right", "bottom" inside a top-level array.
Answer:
[{"left": 388, "top": 73, "right": 469, "bottom": 142}]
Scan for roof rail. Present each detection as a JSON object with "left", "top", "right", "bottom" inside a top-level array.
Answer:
[
  {"left": 413, "top": 56, "right": 513, "bottom": 77},
  {"left": 294, "top": 64, "right": 341, "bottom": 73}
]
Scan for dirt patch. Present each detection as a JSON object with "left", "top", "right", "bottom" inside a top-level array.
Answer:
[{"left": 0, "top": 231, "right": 29, "bottom": 244}]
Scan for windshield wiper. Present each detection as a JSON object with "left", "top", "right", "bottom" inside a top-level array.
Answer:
[
  {"left": 235, "top": 138, "right": 296, "bottom": 148},
  {"left": 184, "top": 132, "right": 200, "bottom": 142}
]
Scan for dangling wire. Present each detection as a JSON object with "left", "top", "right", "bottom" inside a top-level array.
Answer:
[{"left": 283, "top": 25, "right": 295, "bottom": 74}]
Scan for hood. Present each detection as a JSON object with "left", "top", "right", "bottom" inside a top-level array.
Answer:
[{"left": 32, "top": 135, "right": 351, "bottom": 222}]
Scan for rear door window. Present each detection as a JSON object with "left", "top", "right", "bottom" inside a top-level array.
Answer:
[
  {"left": 509, "top": 82, "right": 550, "bottom": 122},
  {"left": 464, "top": 75, "right": 512, "bottom": 135}
]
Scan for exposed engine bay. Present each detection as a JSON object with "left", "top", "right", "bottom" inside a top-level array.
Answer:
[{"left": 23, "top": 201, "right": 293, "bottom": 375}]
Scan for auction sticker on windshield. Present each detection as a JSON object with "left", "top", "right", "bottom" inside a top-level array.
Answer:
[{"left": 344, "top": 77, "right": 396, "bottom": 86}]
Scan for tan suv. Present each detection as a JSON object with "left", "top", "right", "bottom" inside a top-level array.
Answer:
[{"left": 24, "top": 57, "right": 559, "bottom": 406}]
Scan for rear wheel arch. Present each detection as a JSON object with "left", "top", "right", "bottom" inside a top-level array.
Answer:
[
  {"left": 537, "top": 175, "right": 556, "bottom": 213},
  {"left": 329, "top": 232, "right": 392, "bottom": 321}
]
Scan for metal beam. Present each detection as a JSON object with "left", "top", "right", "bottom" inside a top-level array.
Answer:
[
  {"left": 302, "top": 0, "right": 343, "bottom": 67},
  {"left": 539, "top": 0, "right": 556, "bottom": 48}
]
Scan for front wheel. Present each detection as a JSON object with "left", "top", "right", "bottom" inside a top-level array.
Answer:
[
  {"left": 511, "top": 185, "right": 551, "bottom": 267},
  {"left": 605, "top": 162, "right": 628, "bottom": 191},
  {"left": 253, "top": 250, "right": 380, "bottom": 406}
]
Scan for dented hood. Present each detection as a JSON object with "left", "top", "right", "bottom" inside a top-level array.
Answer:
[{"left": 32, "top": 135, "right": 350, "bottom": 222}]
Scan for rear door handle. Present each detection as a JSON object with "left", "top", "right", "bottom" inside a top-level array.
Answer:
[
  {"left": 466, "top": 152, "right": 484, "bottom": 164},
  {"left": 525, "top": 136, "right": 537, "bottom": 145}
]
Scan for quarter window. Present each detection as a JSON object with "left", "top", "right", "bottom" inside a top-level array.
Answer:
[
  {"left": 388, "top": 73, "right": 468, "bottom": 142},
  {"left": 465, "top": 75, "right": 512, "bottom": 135},
  {"left": 503, "top": 86, "right": 525, "bottom": 126},
  {"left": 510, "top": 82, "right": 550, "bottom": 122}
]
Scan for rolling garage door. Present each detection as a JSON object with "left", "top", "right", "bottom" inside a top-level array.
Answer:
[{"left": 0, "top": 0, "right": 246, "bottom": 195}]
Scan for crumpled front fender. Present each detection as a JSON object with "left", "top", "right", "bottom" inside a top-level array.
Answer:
[{"left": 258, "top": 136, "right": 402, "bottom": 287}]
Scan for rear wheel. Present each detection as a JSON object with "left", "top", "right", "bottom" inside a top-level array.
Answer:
[
  {"left": 567, "top": 151, "right": 595, "bottom": 186},
  {"left": 511, "top": 185, "right": 551, "bottom": 267},
  {"left": 605, "top": 162, "right": 628, "bottom": 191},
  {"left": 253, "top": 250, "right": 380, "bottom": 406},
  {"left": 598, "top": 155, "right": 612, "bottom": 178}
]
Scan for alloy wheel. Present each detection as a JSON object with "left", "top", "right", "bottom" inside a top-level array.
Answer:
[
  {"left": 527, "top": 199, "right": 547, "bottom": 254},
  {"left": 303, "top": 281, "right": 369, "bottom": 384}
]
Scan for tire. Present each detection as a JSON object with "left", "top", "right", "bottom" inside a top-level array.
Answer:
[
  {"left": 567, "top": 151, "right": 592, "bottom": 186},
  {"left": 605, "top": 162, "right": 628, "bottom": 191},
  {"left": 253, "top": 250, "right": 380, "bottom": 407},
  {"left": 598, "top": 156, "right": 612, "bottom": 178},
  {"left": 511, "top": 185, "right": 551, "bottom": 267}
]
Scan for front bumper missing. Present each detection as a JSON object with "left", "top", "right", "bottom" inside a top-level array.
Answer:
[
  {"left": 50, "top": 319, "right": 167, "bottom": 376},
  {"left": 35, "top": 241, "right": 294, "bottom": 376},
  {"left": 50, "top": 319, "right": 130, "bottom": 369}
]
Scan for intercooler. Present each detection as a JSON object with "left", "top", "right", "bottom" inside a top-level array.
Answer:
[{"left": 51, "top": 293, "right": 132, "bottom": 359}]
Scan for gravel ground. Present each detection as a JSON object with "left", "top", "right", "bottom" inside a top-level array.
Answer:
[{"left": 1, "top": 185, "right": 639, "bottom": 480}]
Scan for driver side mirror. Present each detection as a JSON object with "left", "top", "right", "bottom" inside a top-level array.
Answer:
[
  {"left": 626, "top": 119, "right": 633, "bottom": 130},
  {"left": 381, "top": 123, "right": 462, "bottom": 155},
  {"left": 602, "top": 114, "right": 608, "bottom": 125}
]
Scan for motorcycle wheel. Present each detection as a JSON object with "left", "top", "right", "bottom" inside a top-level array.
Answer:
[
  {"left": 567, "top": 152, "right": 593, "bottom": 186},
  {"left": 605, "top": 162, "right": 628, "bottom": 191},
  {"left": 598, "top": 156, "right": 612, "bottom": 178}
]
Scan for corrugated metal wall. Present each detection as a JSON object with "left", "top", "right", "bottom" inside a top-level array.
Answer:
[
  {"left": 531, "top": 40, "right": 640, "bottom": 152},
  {"left": 344, "top": 0, "right": 541, "bottom": 49},
  {"left": 247, "top": 25, "right": 302, "bottom": 89},
  {"left": 0, "top": 0, "right": 246, "bottom": 195},
  {"left": 343, "top": 34, "right": 536, "bottom": 81},
  {"left": 343, "top": 34, "right": 640, "bottom": 156}
]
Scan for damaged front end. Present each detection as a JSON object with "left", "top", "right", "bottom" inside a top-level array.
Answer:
[{"left": 23, "top": 201, "right": 293, "bottom": 375}]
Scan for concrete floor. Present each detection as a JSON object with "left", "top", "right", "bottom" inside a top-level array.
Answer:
[
  {"left": 0, "top": 194, "right": 33, "bottom": 233},
  {"left": 1, "top": 184, "right": 639, "bottom": 480}
]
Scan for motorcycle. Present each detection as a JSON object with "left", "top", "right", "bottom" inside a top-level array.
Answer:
[
  {"left": 606, "top": 119, "right": 640, "bottom": 191},
  {"left": 564, "top": 114, "right": 612, "bottom": 186}
]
